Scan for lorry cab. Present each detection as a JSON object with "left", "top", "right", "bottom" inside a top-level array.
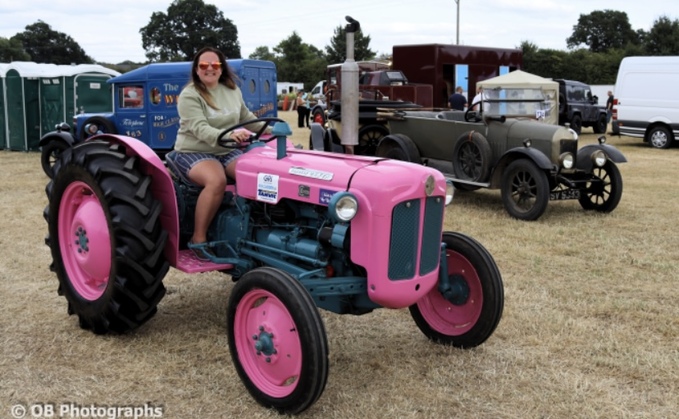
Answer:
[{"left": 75, "top": 59, "right": 277, "bottom": 152}]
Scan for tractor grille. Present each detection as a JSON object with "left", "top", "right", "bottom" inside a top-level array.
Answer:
[{"left": 388, "top": 197, "right": 444, "bottom": 280}]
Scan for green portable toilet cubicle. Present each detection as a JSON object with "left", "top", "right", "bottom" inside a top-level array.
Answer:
[
  {"left": 3, "top": 62, "right": 57, "bottom": 151},
  {"left": 0, "top": 64, "right": 8, "bottom": 149},
  {"left": 60, "top": 64, "right": 119, "bottom": 125},
  {"left": 0, "top": 62, "right": 119, "bottom": 151}
]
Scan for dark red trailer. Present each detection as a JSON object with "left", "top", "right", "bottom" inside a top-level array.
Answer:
[{"left": 392, "top": 44, "right": 523, "bottom": 108}]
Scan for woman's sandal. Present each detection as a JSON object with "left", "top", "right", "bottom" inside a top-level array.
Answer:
[{"left": 187, "top": 240, "right": 216, "bottom": 261}]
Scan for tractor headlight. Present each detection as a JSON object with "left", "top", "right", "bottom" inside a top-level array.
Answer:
[
  {"left": 560, "top": 153, "right": 574, "bottom": 169},
  {"left": 328, "top": 192, "right": 358, "bottom": 222},
  {"left": 445, "top": 181, "right": 454, "bottom": 205},
  {"left": 592, "top": 150, "right": 607, "bottom": 167},
  {"left": 85, "top": 123, "right": 99, "bottom": 135}
]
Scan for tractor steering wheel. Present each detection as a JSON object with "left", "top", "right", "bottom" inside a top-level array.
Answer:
[{"left": 217, "top": 117, "right": 286, "bottom": 149}]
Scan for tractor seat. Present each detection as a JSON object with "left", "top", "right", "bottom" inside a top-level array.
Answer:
[{"left": 165, "top": 150, "right": 235, "bottom": 186}]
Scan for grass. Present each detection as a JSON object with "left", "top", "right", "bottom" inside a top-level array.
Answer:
[{"left": 0, "top": 111, "right": 677, "bottom": 418}]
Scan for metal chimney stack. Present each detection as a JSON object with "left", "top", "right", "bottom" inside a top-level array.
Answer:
[{"left": 341, "top": 16, "right": 360, "bottom": 153}]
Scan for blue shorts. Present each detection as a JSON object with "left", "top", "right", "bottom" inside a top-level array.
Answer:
[{"left": 166, "top": 150, "right": 242, "bottom": 183}]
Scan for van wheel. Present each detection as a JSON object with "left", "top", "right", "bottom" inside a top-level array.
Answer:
[
  {"left": 452, "top": 131, "right": 491, "bottom": 182},
  {"left": 593, "top": 114, "right": 607, "bottom": 134},
  {"left": 648, "top": 126, "right": 673, "bottom": 149}
]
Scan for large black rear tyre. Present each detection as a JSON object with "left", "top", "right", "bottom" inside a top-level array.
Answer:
[{"left": 45, "top": 140, "right": 168, "bottom": 334}]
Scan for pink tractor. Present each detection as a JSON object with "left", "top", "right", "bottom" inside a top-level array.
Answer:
[{"left": 44, "top": 117, "right": 504, "bottom": 414}]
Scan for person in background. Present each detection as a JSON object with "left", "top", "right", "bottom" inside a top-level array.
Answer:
[
  {"left": 472, "top": 86, "right": 488, "bottom": 112},
  {"left": 448, "top": 86, "right": 468, "bottom": 111},
  {"left": 296, "top": 90, "right": 309, "bottom": 128},
  {"left": 171, "top": 46, "right": 268, "bottom": 260},
  {"left": 606, "top": 90, "right": 614, "bottom": 124}
]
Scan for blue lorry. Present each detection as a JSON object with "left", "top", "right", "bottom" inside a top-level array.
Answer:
[{"left": 39, "top": 59, "right": 278, "bottom": 177}]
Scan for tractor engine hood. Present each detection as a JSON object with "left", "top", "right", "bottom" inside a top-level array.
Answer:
[{"left": 235, "top": 146, "right": 385, "bottom": 205}]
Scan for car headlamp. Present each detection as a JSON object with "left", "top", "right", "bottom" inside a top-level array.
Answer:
[
  {"left": 560, "top": 153, "right": 574, "bottom": 169},
  {"left": 592, "top": 150, "right": 607, "bottom": 167},
  {"left": 445, "top": 181, "right": 454, "bottom": 205},
  {"left": 328, "top": 192, "right": 358, "bottom": 222}
]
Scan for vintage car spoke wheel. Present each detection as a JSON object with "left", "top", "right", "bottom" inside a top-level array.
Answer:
[
  {"left": 578, "top": 161, "right": 623, "bottom": 212},
  {"left": 410, "top": 232, "right": 503, "bottom": 348},
  {"left": 648, "top": 126, "right": 672, "bottom": 149},
  {"left": 355, "top": 124, "right": 389, "bottom": 156},
  {"left": 227, "top": 267, "right": 328, "bottom": 415},
  {"left": 500, "top": 159, "right": 549, "bottom": 221},
  {"left": 452, "top": 132, "right": 491, "bottom": 182},
  {"left": 45, "top": 140, "right": 168, "bottom": 334},
  {"left": 41, "top": 139, "right": 70, "bottom": 179}
]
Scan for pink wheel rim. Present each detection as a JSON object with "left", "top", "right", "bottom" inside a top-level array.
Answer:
[
  {"left": 234, "top": 289, "right": 302, "bottom": 397},
  {"left": 58, "top": 181, "right": 112, "bottom": 301},
  {"left": 417, "top": 250, "right": 483, "bottom": 335}
]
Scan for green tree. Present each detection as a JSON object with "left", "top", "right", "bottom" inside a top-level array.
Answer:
[
  {"left": 272, "top": 32, "right": 327, "bottom": 89},
  {"left": 0, "top": 37, "right": 30, "bottom": 61},
  {"left": 11, "top": 21, "right": 93, "bottom": 64},
  {"left": 249, "top": 46, "right": 275, "bottom": 61},
  {"left": 644, "top": 16, "right": 679, "bottom": 55},
  {"left": 325, "top": 25, "right": 376, "bottom": 63},
  {"left": 140, "top": 0, "right": 240, "bottom": 62},
  {"left": 566, "top": 10, "right": 639, "bottom": 53}
]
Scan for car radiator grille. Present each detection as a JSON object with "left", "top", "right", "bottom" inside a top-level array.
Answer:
[
  {"left": 560, "top": 139, "right": 578, "bottom": 157},
  {"left": 388, "top": 196, "right": 444, "bottom": 280}
]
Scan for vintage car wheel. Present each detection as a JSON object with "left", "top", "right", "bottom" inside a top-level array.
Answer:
[
  {"left": 45, "top": 140, "right": 168, "bottom": 334},
  {"left": 311, "top": 108, "right": 325, "bottom": 125},
  {"left": 648, "top": 125, "right": 673, "bottom": 149},
  {"left": 410, "top": 232, "right": 503, "bottom": 348},
  {"left": 79, "top": 116, "right": 116, "bottom": 141},
  {"left": 578, "top": 161, "right": 623, "bottom": 212},
  {"left": 500, "top": 159, "right": 549, "bottom": 221},
  {"left": 452, "top": 131, "right": 491, "bottom": 182},
  {"left": 593, "top": 114, "right": 607, "bottom": 134},
  {"left": 375, "top": 134, "right": 421, "bottom": 163},
  {"left": 355, "top": 124, "right": 389, "bottom": 156},
  {"left": 569, "top": 114, "right": 582, "bottom": 134},
  {"left": 227, "top": 267, "right": 328, "bottom": 415},
  {"left": 41, "top": 139, "right": 70, "bottom": 179}
]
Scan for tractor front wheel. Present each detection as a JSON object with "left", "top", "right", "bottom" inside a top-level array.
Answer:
[
  {"left": 227, "top": 267, "right": 328, "bottom": 415},
  {"left": 410, "top": 232, "right": 504, "bottom": 348},
  {"left": 45, "top": 140, "right": 168, "bottom": 334}
]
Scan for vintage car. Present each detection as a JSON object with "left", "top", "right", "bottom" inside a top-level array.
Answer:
[{"left": 374, "top": 93, "right": 627, "bottom": 221}]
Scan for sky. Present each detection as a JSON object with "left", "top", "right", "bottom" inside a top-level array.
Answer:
[{"left": 0, "top": 0, "right": 676, "bottom": 64}]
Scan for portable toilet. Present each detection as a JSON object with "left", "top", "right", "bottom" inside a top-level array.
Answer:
[
  {"left": 60, "top": 64, "right": 119, "bottom": 124},
  {"left": 0, "top": 63, "right": 8, "bottom": 149},
  {"left": 3, "top": 62, "right": 60, "bottom": 151}
]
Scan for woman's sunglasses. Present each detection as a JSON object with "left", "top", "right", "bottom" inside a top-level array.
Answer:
[{"left": 198, "top": 61, "right": 222, "bottom": 71}]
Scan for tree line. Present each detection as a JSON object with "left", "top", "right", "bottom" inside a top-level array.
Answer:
[{"left": 1, "top": 2, "right": 678, "bottom": 88}]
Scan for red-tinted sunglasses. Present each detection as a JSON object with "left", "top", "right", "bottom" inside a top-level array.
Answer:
[{"left": 198, "top": 61, "right": 222, "bottom": 71}]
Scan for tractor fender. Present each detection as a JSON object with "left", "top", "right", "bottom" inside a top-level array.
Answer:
[
  {"left": 576, "top": 143, "right": 627, "bottom": 171},
  {"left": 489, "top": 146, "right": 553, "bottom": 188},
  {"left": 38, "top": 130, "right": 75, "bottom": 148},
  {"left": 90, "top": 134, "right": 181, "bottom": 266}
]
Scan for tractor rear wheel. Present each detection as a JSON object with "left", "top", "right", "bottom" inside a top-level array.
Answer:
[{"left": 45, "top": 140, "right": 168, "bottom": 334}]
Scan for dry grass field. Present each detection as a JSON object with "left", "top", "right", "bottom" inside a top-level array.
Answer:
[{"left": 1, "top": 110, "right": 677, "bottom": 418}]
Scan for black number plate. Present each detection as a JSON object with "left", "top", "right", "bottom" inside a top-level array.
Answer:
[{"left": 550, "top": 189, "right": 580, "bottom": 200}]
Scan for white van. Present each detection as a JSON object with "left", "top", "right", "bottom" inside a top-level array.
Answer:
[{"left": 613, "top": 56, "right": 679, "bottom": 149}]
